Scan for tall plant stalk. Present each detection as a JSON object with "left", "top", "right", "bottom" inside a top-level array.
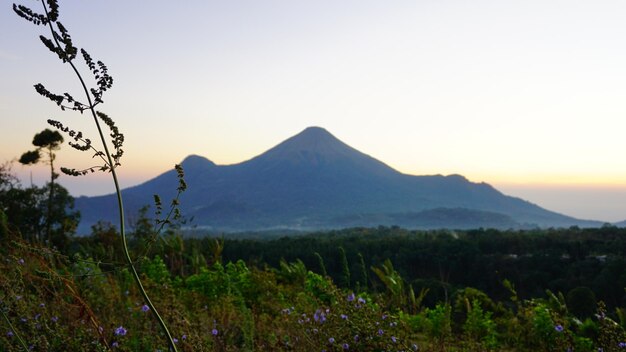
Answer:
[{"left": 14, "top": 1, "right": 179, "bottom": 350}]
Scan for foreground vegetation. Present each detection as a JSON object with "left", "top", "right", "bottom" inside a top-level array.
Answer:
[{"left": 2, "top": 213, "right": 626, "bottom": 350}]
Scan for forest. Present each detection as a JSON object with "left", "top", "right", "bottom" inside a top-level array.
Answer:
[{"left": 2, "top": 166, "right": 626, "bottom": 350}]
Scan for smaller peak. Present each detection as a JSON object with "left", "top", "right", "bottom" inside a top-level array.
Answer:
[{"left": 180, "top": 154, "right": 215, "bottom": 167}]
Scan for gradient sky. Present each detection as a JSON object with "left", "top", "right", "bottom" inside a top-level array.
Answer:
[{"left": 2, "top": 1, "right": 626, "bottom": 222}]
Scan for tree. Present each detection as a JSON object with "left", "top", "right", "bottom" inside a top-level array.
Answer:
[
  {"left": 19, "top": 128, "right": 64, "bottom": 243},
  {"left": 0, "top": 161, "right": 78, "bottom": 247}
]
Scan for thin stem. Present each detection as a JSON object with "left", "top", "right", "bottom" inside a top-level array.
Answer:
[
  {"left": 39, "top": 1, "right": 178, "bottom": 350},
  {"left": 1, "top": 307, "right": 29, "bottom": 351},
  {"left": 46, "top": 148, "right": 54, "bottom": 244}
]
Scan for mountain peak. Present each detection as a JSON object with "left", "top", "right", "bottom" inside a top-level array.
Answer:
[
  {"left": 250, "top": 127, "right": 360, "bottom": 164},
  {"left": 298, "top": 126, "right": 333, "bottom": 138}
]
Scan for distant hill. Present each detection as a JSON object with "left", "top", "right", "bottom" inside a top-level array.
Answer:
[{"left": 75, "top": 127, "right": 601, "bottom": 233}]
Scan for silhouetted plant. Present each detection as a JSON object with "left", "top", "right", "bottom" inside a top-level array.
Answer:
[
  {"left": 13, "top": 0, "right": 182, "bottom": 349},
  {"left": 19, "top": 128, "right": 64, "bottom": 243}
]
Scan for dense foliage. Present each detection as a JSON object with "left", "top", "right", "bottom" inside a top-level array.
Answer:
[
  {"left": 216, "top": 226, "right": 626, "bottom": 309},
  {"left": 2, "top": 207, "right": 626, "bottom": 350}
]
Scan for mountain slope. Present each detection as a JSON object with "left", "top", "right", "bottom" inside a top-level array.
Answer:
[{"left": 75, "top": 127, "right": 601, "bottom": 233}]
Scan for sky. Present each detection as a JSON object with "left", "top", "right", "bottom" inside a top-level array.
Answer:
[{"left": 2, "top": 0, "right": 626, "bottom": 222}]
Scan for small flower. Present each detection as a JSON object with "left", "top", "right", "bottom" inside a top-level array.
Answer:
[
  {"left": 141, "top": 304, "right": 150, "bottom": 312},
  {"left": 412, "top": 343, "right": 419, "bottom": 351},
  {"left": 554, "top": 325, "right": 564, "bottom": 332},
  {"left": 34, "top": 313, "right": 41, "bottom": 320},
  {"left": 212, "top": 328, "right": 218, "bottom": 336},
  {"left": 347, "top": 293, "right": 355, "bottom": 302},
  {"left": 378, "top": 329, "right": 384, "bottom": 336},
  {"left": 343, "top": 343, "right": 349, "bottom": 350},
  {"left": 7, "top": 331, "right": 14, "bottom": 337},
  {"left": 314, "top": 309, "right": 326, "bottom": 323},
  {"left": 182, "top": 335, "right": 187, "bottom": 340},
  {"left": 51, "top": 316, "right": 58, "bottom": 323},
  {"left": 358, "top": 297, "right": 366, "bottom": 304},
  {"left": 114, "top": 326, "right": 127, "bottom": 336},
  {"left": 391, "top": 336, "right": 397, "bottom": 343},
  {"left": 354, "top": 335, "right": 359, "bottom": 342},
  {"left": 15, "top": 295, "right": 22, "bottom": 301},
  {"left": 18, "top": 258, "right": 24, "bottom": 265},
  {"left": 341, "top": 314, "right": 348, "bottom": 320},
  {"left": 111, "top": 341, "right": 119, "bottom": 348},
  {"left": 39, "top": 303, "right": 45, "bottom": 308},
  {"left": 382, "top": 314, "right": 388, "bottom": 320},
  {"left": 173, "top": 338, "right": 178, "bottom": 344},
  {"left": 619, "top": 342, "right": 626, "bottom": 348},
  {"left": 329, "top": 337, "right": 335, "bottom": 344}
]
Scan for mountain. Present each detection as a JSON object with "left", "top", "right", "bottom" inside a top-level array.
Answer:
[{"left": 74, "top": 127, "right": 601, "bottom": 233}]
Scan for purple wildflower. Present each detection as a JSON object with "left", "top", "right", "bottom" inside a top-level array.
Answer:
[
  {"left": 329, "top": 337, "right": 335, "bottom": 344},
  {"left": 51, "top": 316, "right": 58, "bottom": 323},
  {"left": 141, "top": 304, "right": 150, "bottom": 312},
  {"left": 173, "top": 338, "right": 178, "bottom": 344},
  {"left": 554, "top": 325, "right": 564, "bottom": 332},
  {"left": 619, "top": 342, "right": 626, "bottom": 348},
  {"left": 341, "top": 314, "right": 348, "bottom": 320},
  {"left": 314, "top": 309, "right": 326, "bottom": 323},
  {"left": 212, "top": 328, "right": 218, "bottom": 336},
  {"left": 39, "top": 303, "right": 45, "bottom": 308},
  {"left": 354, "top": 335, "right": 359, "bottom": 342},
  {"left": 111, "top": 341, "right": 119, "bottom": 348},
  {"left": 392, "top": 336, "right": 397, "bottom": 343},
  {"left": 378, "top": 329, "right": 384, "bottom": 336},
  {"left": 347, "top": 293, "right": 355, "bottom": 302},
  {"left": 182, "top": 334, "right": 187, "bottom": 340},
  {"left": 18, "top": 258, "right": 24, "bottom": 265},
  {"left": 7, "top": 331, "right": 14, "bottom": 337},
  {"left": 358, "top": 297, "right": 366, "bottom": 304},
  {"left": 114, "top": 326, "right": 127, "bottom": 336},
  {"left": 343, "top": 343, "right": 349, "bottom": 350}
]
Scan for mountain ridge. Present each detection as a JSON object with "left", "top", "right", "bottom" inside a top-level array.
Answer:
[{"left": 74, "top": 127, "right": 602, "bottom": 233}]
